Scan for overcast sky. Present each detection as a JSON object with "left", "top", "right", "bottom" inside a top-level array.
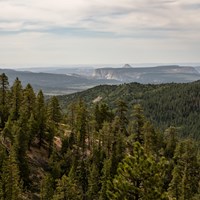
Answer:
[{"left": 0, "top": 0, "right": 200, "bottom": 67}]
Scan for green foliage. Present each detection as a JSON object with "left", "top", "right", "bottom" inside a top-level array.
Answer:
[
  {"left": 40, "top": 173, "right": 55, "bottom": 200},
  {"left": 0, "top": 74, "right": 199, "bottom": 199},
  {"left": 87, "top": 162, "right": 100, "bottom": 200},
  {"left": 94, "top": 103, "right": 113, "bottom": 131},
  {"left": 129, "top": 104, "right": 145, "bottom": 144},
  {"left": 36, "top": 90, "right": 46, "bottom": 147},
  {"left": 99, "top": 159, "right": 112, "bottom": 200},
  {"left": 0, "top": 149, "right": 24, "bottom": 200},
  {"left": 107, "top": 142, "right": 168, "bottom": 200},
  {"left": 168, "top": 139, "right": 200, "bottom": 199},
  {"left": 0, "top": 73, "right": 9, "bottom": 127},
  {"left": 20, "top": 84, "right": 36, "bottom": 119},
  {"left": 13, "top": 117, "right": 30, "bottom": 187},
  {"left": 53, "top": 174, "right": 82, "bottom": 200},
  {"left": 47, "top": 96, "right": 62, "bottom": 124},
  {"left": 163, "top": 126, "right": 178, "bottom": 159},
  {"left": 74, "top": 99, "right": 88, "bottom": 152},
  {"left": 58, "top": 81, "right": 200, "bottom": 139},
  {"left": 27, "top": 113, "right": 38, "bottom": 148},
  {"left": 10, "top": 78, "right": 23, "bottom": 120}
]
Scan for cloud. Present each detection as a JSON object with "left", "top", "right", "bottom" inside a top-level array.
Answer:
[
  {"left": 0, "top": 0, "right": 200, "bottom": 66},
  {"left": 0, "top": 0, "right": 200, "bottom": 39}
]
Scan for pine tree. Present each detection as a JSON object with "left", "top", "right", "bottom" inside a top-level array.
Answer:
[
  {"left": 110, "top": 116, "right": 126, "bottom": 177},
  {"left": 87, "top": 162, "right": 100, "bottom": 200},
  {"left": 100, "top": 122, "right": 113, "bottom": 157},
  {"left": 143, "top": 121, "right": 160, "bottom": 155},
  {"left": 2, "top": 117, "right": 14, "bottom": 143},
  {"left": 94, "top": 103, "right": 113, "bottom": 131},
  {"left": 53, "top": 174, "right": 82, "bottom": 200},
  {"left": 168, "top": 139, "right": 200, "bottom": 200},
  {"left": 47, "top": 96, "right": 61, "bottom": 124},
  {"left": 13, "top": 117, "right": 30, "bottom": 187},
  {"left": 40, "top": 173, "right": 55, "bottom": 200},
  {"left": 107, "top": 142, "right": 168, "bottom": 200},
  {"left": 164, "top": 126, "right": 178, "bottom": 159},
  {"left": 115, "top": 100, "right": 128, "bottom": 135},
  {"left": 128, "top": 104, "right": 145, "bottom": 144},
  {"left": 74, "top": 99, "right": 88, "bottom": 152},
  {"left": 0, "top": 149, "right": 24, "bottom": 200},
  {"left": 0, "top": 73, "right": 9, "bottom": 127},
  {"left": 99, "top": 159, "right": 112, "bottom": 200},
  {"left": 77, "top": 159, "right": 88, "bottom": 200},
  {"left": 35, "top": 90, "right": 46, "bottom": 147},
  {"left": 27, "top": 113, "right": 38, "bottom": 148},
  {"left": 10, "top": 78, "right": 23, "bottom": 120},
  {"left": 67, "top": 102, "right": 76, "bottom": 132},
  {"left": 46, "top": 120, "right": 56, "bottom": 157},
  {"left": 20, "top": 84, "right": 36, "bottom": 119}
]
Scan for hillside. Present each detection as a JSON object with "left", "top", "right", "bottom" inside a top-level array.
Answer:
[
  {"left": 58, "top": 80, "right": 200, "bottom": 139},
  {"left": 0, "top": 73, "right": 200, "bottom": 199}
]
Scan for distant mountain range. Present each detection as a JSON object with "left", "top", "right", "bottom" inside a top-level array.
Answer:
[
  {"left": 0, "top": 68, "right": 120, "bottom": 95},
  {"left": 0, "top": 64, "right": 200, "bottom": 95},
  {"left": 93, "top": 65, "right": 200, "bottom": 83}
]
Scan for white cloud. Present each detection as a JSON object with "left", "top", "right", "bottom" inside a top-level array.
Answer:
[
  {"left": 0, "top": 0, "right": 200, "bottom": 65},
  {"left": 0, "top": 0, "right": 200, "bottom": 36}
]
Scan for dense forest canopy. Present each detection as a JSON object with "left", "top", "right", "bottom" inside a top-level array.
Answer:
[
  {"left": 58, "top": 81, "right": 200, "bottom": 139},
  {"left": 0, "top": 73, "right": 199, "bottom": 199}
]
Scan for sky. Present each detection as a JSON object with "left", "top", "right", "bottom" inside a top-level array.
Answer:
[{"left": 0, "top": 0, "right": 200, "bottom": 67}]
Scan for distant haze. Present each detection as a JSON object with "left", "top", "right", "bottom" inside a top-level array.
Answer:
[{"left": 0, "top": 0, "right": 200, "bottom": 67}]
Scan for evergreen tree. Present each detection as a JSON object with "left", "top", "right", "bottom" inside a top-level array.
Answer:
[
  {"left": 164, "top": 126, "right": 178, "bottom": 159},
  {"left": 107, "top": 142, "right": 168, "bottom": 200},
  {"left": 168, "top": 139, "right": 200, "bottom": 200},
  {"left": 20, "top": 84, "right": 36, "bottom": 119},
  {"left": 87, "top": 162, "right": 100, "bottom": 200},
  {"left": 77, "top": 159, "right": 88, "bottom": 200},
  {"left": 46, "top": 120, "right": 56, "bottom": 157},
  {"left": 128, "top": 104, "right": 145, "bottom": 144},
  {"left": 100, "top": 122, "right": 113, "bottom": 157},
  {"left": 99, "top": 159, "right": 112, "bottom": 200},
  {"left": 10, "top": 78, "right": 23, "bottom": 120},
  {"left": 27, "top": 113, "right": 38, "bottom": 148},
  {"left": 0, "top": 73, "right": 9, "bottom": 127},
  {"left": 115, "top": 100, "right": 128, "bottom": 135},
  {"left": 53, "top": 174, "right": 82, "bottom": 200},
  {"left": 13, "top": 117, "right": 30, "bottom": 187},
  {"left": 74, "top": 99, "right": 88, "bottom": 152},
  {"left": 67, "top": 102, "right": 76, "bottom": 132},
  {"left": 0, "top": 149, "right": 24, "bottom": 200},
  {"left": 143, "top": 121, "right": 160, "bottom": 155},
  {"left": 94, "top": 103, "right": 113, "bottom": 131},
  {"left": 110, "top": 116, "right": 126, "bottom": 177},
  {"left": 2, "top": 117, "right": 14, "bottom": 143},
  {"left": 40, "top": 173, "right": 55, "bottom": 200},
  {"left": 35, "top": 90, "right": 46, "bottom": 147},
  {"left": 47, "top": 96, "right": 62, "bottom": 124}
]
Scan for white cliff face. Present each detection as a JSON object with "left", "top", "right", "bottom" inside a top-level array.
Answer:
[
  {"left": 93, "top": 68, "right": 143, "bottom": 81},
  {"left": 195, "top": 67, "right": 200, "bottom": 73}
]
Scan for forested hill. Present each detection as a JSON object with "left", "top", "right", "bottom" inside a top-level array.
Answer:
[
  {"left": 0, "top": 73, "right": 200, "bottom": 199},
  {"left": 58, "top": 81, "right": 200, "bottom": 139}
]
